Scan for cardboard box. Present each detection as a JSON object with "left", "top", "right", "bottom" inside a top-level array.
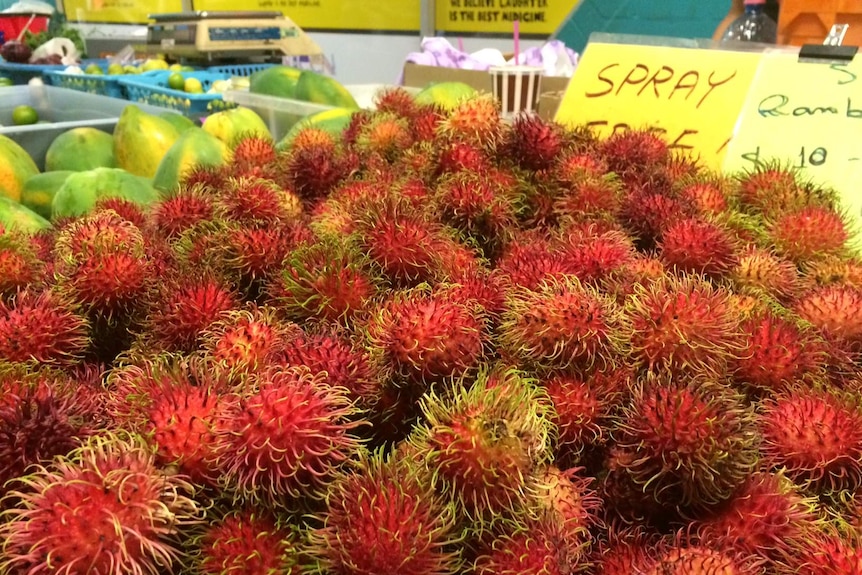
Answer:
[
  {"left": 402, "top": 62, "right": 570, "bottom": 99},
  {"left": 537, "top": 90, "right": 566, "bottom": 122}
]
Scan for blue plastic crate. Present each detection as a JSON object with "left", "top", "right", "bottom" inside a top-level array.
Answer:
[
  {"left": 207, "top": 63, "right": 278, "bottom": 77},
  {"left": 43, "top": 65, "right": 126, "bottom": 99},
  {"left": 0, "top": 58, "right": 108, "bottom": 85},
  {"left": 117, "top": 70, "right": 237, "bottom": 116}
]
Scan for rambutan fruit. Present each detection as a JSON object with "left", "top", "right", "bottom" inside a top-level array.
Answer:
[
  {"left": 533, "top": 466, "right": 602, "bottom": 560},
  {"left": 0, "top": 433, "right": 203, "bottom": 575},
  {"left": 0, "top": 289, "right": 89, "bottom": 366},
  {"left": 601, "top": 254, "right": 667, "bottom": 303},
  {"left": 503, "top": 114, "right": 565, "bottom": 172},
  {"left": 561, "top": 227, "right": 636, "bottom": 285},
  {"left": 0, "top": 230, "right": 43, "bottom": 300},
  {"left": 436, "top": 93, "right": 502, "bottom": 149},
  {"left": 496, "top": 231, "right": 571, "bottom": 291},
  {"left": 365, "top": 286, "right": 486, "bottom": 385},
  {"left": 138, "top": 269, "right": 240, "bottom": 353},
  {"left": 499, "top": 276, "right": 622, "bottom": 372},
  {"left": 306, "top": 448, "right": 461, "bottom": 575},
  {"left": 759, "top": 387, "right": 862, "bottom": 493},
  {"left": 212, "top": 365, "right": 362, "bottom": 507},
  {"left": 601, "top": 129, "right": 669, "bottom": 175},
  {"left": 93, "top": 196, "right": 149, "bottom": 229},
  {"left": 624, "top": 274, "right": 744, "bottom": 376},
  {"left": 802, "top": 255, "right": 862, "bottom": 289},
  {"left": 619, "top": 189, "right": 695, "bottom": 249},
  {"left": 230, "top": 134, "right": 278, "bottom": 178},
  {"left": 267, "top": 238, "right": 378, "bottom": 323},
  {"left": 659, "top": 217, "right": 739, "bottom": 278},
  {"left": 643, "top": 543, "right": 762, "bottom": 575},
  {"left": 553, "top": 172, "right": 625, "bottom": 223},
  {"left": 280, "top": 139, "right": 350, "bottom": 203},
  {"left": 663, "top": 152, "right": 703, "bottom": 182},
  {"left": 555, "top": 149, "right": 607, "bottom": 182},
  {"left": 677, "top": 174, "right": 733, "bottom": 215},
  {"left": 290, "top": 125, "right": 339, "bottom": 153},
  {"left": 409, "top": 369, "right": 553, "bottom": 525},
  {"left": 732, "top": 247, "right": 802, "bottom": 301},
  {"left": 737, "top": 165, "right": 836, "bottom": 216},
  {"left": 598, "top": 447, "right": 670, "bottom": 526},
  {"left": 411, "top": 103, "right": 445, "bottom": 142},
  {"left": 375, "top": 86, "right": 420, "bottom": 118},
  {"left": 181, "top": 163, "right": 228, "bottom": 191},
  {"left": 152, "top": 184, "right": 216, "bottom": 238},
  {"left": 769, "top": 205, "right": 849, "bottom": 263},
  {"left": 214, "top": 175, "right": 303, "bottom": 224},
  {"left": 436, "top": 140, "right": 492, "bottom": 175},
  {"left": 613, "top": 373, "right": 759, "bottom": 510},
  {"left": 355, "top": 112, "right": 414, "bottom": 163},
  {"left": 794, "top": 284, "right": 862, "bottom": 350},
  {"left": 544, "top": 369, "right": 628, "bottom": 461},
  {"left": 106, "top": 355, "right": 231, "bottom": 484},
  {"left": 200, "top": 305, "right": 295, "bottom": 374},
  {"left": 693, "top": 471, "right": 820, "bottom": 566},
  {"left": 590, "top": 526, "right": 656, "bottom": 575},
  {"left": 734, "top": 312, "right": 826, "bottom": 395},
  {"left": 340, "top": 110, "right": 372, "bottom": 147},
  {"left": 281, "top": 325, "right": 381, "bottom": 409},
  {"left": 434, "top": 170, "right": 518, "bottom": 258},
  {"left": 440, "top": 269, "right": 507, "bottom": 318},
  {"left": 0, "top": 368, "right": 101, "bottom": 497},
  {"left": 472, "top": 518, "right": 572, "bottom": 575}
]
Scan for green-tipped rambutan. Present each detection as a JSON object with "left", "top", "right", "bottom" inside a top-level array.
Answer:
[
  {"left": 789, "top": 530, "right": 862, "bottom": 575},
  {"left": 472, "top": 518, "right": 573, "bottom": 575},
  {"left": 440, "top": 270, "right": 507, "bottom": 318},
  {"left": 614, "top": 373, "right": 759, "bottom": 510},
  {"left": 802, "top": 255, "right": 862, "bottom": 289},
  {"left": 267, "top": 239, "right": 378, "bottom": 323},
  {"left": 214, "top": 176, "right": 303, "bottom": 224},
  {"left": 590, "top": 526, "right": 656, "bottom": 575},
  {"left": 497, "top": 231, "right": 571, "bottom": 291},
  {"left": 760, "top": 387, "right": 862, "bottom": 493},
  {"left": 212, "top": 365, "right": 362, "bottom": 507},
  {"left": 534, "top": 465, "right": 602, "bottom": 560},
  {"left": 436, "top": 93, "right": 502, "bottom": 149},
  {"left": 561, "top": 227, "right": 635, "bottom": 284},
  {"left": 230, "top": 134, "right": 278, "bottom": 178},
  {"left": 0, "top": 230, "right": 43, "bottom": 300},
  {"left": 601, "top": 129, "right": 669, "bottom": 177},
  {"left": 191, "top": 508, "right": 299, "bottom": 575},
  {"left": 677, "top": 174, "right": 734, "bottom": 215},
  {"left": 365, "top": 286, "right": 486, "bottom": 385},
  {"left": 436, "top": 140, "right": 491, "bottom": 175},
  {"left": 0, "top": 289, "right": 89, "bottom": 366},
  {"left": 200, "top": 305, "right": 296, "bottom": 374},
  {"left": 306, "top": 448, "right": 461, "bottom": 575},
  {"left": 106, "top": 355, "right": 231, "bottom": 485},
  {"left": 0, "top": 433, "right": 203, "bottom": 575},
  {"left": 375, "top": 86, "right": 420, "bottom": 118},
  {"left": 499, "top": 276, "right": 623, "bottom": 372},
  {"left": 643, "top": 543, "right": 762, "bottom": 575},
  {"left": 732, "top": 247, "right": 802, "bottom": 301},
  {"left": 355, "top": 112, "right": 414, "bottom": 163},
  {"left": 504, "top": 114, "right": 565, "bottom": 172},
  {"left": 182, "top": 163, "right": 228, "bottom": 191},
  {"left": 737, "top": 165, "right": 835, "bottom": 216},
  {"left": 409, "top": 369, "right": 553, "bottom": 525},
  {"left": 624, "top": 274, "right": 744, "bottom": 376},
  {"left": 659, "top": 217, "right": 739, "bottom": 278},
  {"left": 411, "top": 104, "right": 445, "bottom": 143},
  {"left": 553, "top": 172, "right": 625, "bottom": 223}
]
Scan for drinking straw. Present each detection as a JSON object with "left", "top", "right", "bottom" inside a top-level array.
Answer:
[
  {"left": 513, "top": 20, "right": 520, "bottom": 65},
  {"left": 458, "top": 37, "right": 464, "bottom": 52}
]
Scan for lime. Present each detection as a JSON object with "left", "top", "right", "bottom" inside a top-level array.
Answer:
[
  {"left": 107, "top": 63, "right": 125, "bottom": 75},
  {"left": 167, "top": 72, "right": 185, "bottom": 91},
  {"left": 84, "top": 64, "right": 104, "bottom": 75},
  {"left": 0, "top": 77, "right": 13, "bottom": 87},
  {"left": 11, "top": 105, "right": 39, "bottom": 126},
  {"left": 183, "top": 77, "right": 204, "bottom": 94}
]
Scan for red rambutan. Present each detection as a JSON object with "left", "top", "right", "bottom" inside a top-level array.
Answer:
[
  {"left": 732, "top": 247, "right": 802, "bottom": 301},
  {"left": 794, "top": 284, "right": 862, "bottom": 350},
  {"left": 504, "top": 114, "right": 565, "bottom": 172},
  {"left": 790, "top": 531, "right": 862, "bottom": 575},
  {"left": 677, "top": 175, "right": 733, "bottom": 215},
  {"left": 280, "top": 140, "right": 350, "bottom": 203},
  {"left": 769, "top": 205, "right": 849, "bottom": 263},
  {"left": 230, "top": 134, "right": 278, "bottom": 178},
  {"left": 214, "top": 176, "right": 303, "bottom": 224},
  {"left": 659, "top": 217, "right": 739, "bottom": 278},
  {"left": 0, "top": 231, "right": 43, "bottom": 300},
  {"left": 619, "top": 189, "right": 694, "bottom": 248},
  {"left": 0, "top": 433, "right": 203, "bottom": 575},
  {"left": 737, "top": 165, "right": 835, "bottom": 216},
  {"left": 499, "top": 276, "right": 622, "bottom": 372},
  {"left": 152, "top": 184, "right": 216, "bottom": 238},
  {"left": 355, "top": 112, "right": 414, "bottom": 163},
  {"left": 561, "top": 227, "right": 636, "bottom": 284},
  {"left": 192, "top": 509, "right": 299, "bottom": 575},
  {"left": 553, "top": 172, "right": 625, "bottom": 223},
  {"left": 365, "top": 287, "right": 486, "bottom": 384},
  {"left": 200, "top": 305, "right": 295, "bottom": 374},
  {"left": 614, "top": 373, "right": 759, "bottom": 510},
  {"left": 411, "top": 104, "right": 445, "bottom": 142},
  {"left": 375, "top": 86, "right": 420, "bottom": 118},
  {"left": 496, "top": 231, "right": 571, "bottom": 291},
  {"left": 306, "top": 448, "right": 461, "bottom": 575},
  {"left": 181, "top": 163, "right": 228, "bottom": 191},
  {"left": 436, "top": 93, "right": 502, "bottom": 149},
  {"left": 643, "top": 544, "right": 761, "bottom": 575},
  {"left": 624, "top": 274, "right": 744, "bottom": 376},
  {"left": 472, "top": 519, "right": 572, "bottom": 575},
  {"left": 759, "top": 387, "right": 862, "bottom": 493},
  {"left": 93, "top": 196, "right": 149, "bottom": 229},
  {"left": 436, "top": 140, "right": 491, "bottom": 175},
  {"left": 212, "top": 365, "right": 361, "bottom": 507},
  {"left": 601, "top": 129, "right": 669, "bottom": 175},
  {"left": 0, "top": 289, "right": 89, "bottom": 366}
]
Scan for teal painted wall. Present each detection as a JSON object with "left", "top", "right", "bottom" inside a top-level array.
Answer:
[{"left": 555, "top": 0, "right": 732, "bottom": 53}]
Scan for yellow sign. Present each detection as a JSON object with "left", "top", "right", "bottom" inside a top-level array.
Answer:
[
  {"left": 64, "top": 0, "right": 183, "bottom": 24},
  {"left": 724, "top": 50, "right": 862, "bottom": 240},
  {"left": 436, "top": 0, "right": 577, "bottom": 36},
  {"left": 195, "top": 0, "right": 420, "bottom": 31},
  {"left": 554, "top": 42, "right": 763, "bottom": 170}
]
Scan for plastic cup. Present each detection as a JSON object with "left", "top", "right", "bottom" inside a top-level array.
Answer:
[{"left": 489, "top": 65, "right": 544, "bottom": 119}]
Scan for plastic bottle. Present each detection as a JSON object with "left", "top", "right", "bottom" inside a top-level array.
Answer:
[{"left": 720, "top": 0, "right": 778, "bottom": 44}]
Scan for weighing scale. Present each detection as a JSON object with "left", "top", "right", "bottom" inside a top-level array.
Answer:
[{"left": 139, "top": 10, "right": 328, "bottom": 69}]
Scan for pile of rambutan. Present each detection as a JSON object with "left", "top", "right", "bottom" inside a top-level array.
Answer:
[{"left": 3, "top": 88, "right": 862, "bottom": 575}]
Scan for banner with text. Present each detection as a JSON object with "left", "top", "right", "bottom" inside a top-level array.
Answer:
[
  {"left": 554, "top": 41, "right": 764, "bottom": 170},
  {"left": 435, "top": 0, "right": 577, "bottom": 36},
  {"left": 195, "top": 0, "right": 420, "bottom": 32},
  {"left": 64, "top": 0, "right": 183, "bottom": 24},
  {"left": 724, "top": 50, "right": 862, "bottom": 242}
]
